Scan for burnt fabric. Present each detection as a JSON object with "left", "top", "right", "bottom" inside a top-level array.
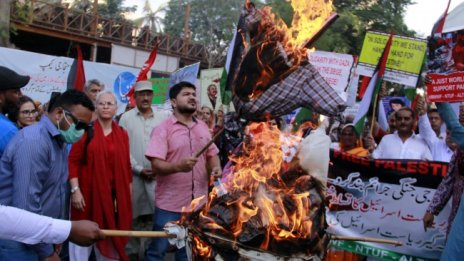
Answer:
[
  {"left": 233, "top": 62, "right": 346, "bottom": 120},
  {"left": 69, "top": 121, "right": 132, "bottom": 261}
]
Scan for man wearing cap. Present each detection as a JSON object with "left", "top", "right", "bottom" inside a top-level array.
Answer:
[
  {"left": 0, "top": 66, "right": 30, "bottom": 157},
  {"left": 119, "top": 80, "right": 171, "bottom": 260}
]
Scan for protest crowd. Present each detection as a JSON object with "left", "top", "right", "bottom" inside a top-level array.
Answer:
[{"left": 2, "top": 1, "right": 464, "bottom": 261}]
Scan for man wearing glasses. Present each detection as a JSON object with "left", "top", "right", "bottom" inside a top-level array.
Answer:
[
  {"left": 0, "top": 66, "right": 30, "bottom": 157},
  {"left": 0, "top": 89, "right": 95, "bottom": 261}
]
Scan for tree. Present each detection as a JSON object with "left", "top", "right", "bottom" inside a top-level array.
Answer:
[
  {"left": 163, "top": 0, "right": 244, "bottom": 68},
  {"left": 0, "top": 0, "right": 13, "bottom": 47},
  {"left": 133, "top": 0, "right": 166, "bottom": 34},
  {"left": 264, "top": 0, "right": 416, "bottom": 55}
]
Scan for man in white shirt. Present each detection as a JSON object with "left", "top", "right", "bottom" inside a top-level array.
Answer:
[
  {"left": 0, "top": 205, "right": 103, "bottom": 246},
  {"left": 119, "top": 80, "right": 171, "bottom": 260},
  {"left": 368, "top": 107, "right": 432, "bottom": 160},
  {"left": 417, "top": 102, "right": 453, "bottom": 162}
]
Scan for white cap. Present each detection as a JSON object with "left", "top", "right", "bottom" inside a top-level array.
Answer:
[{"left": 134, "top": 80, "right": 153, "bottom": 92}]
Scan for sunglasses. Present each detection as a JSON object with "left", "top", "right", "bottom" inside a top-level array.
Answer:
[{"left": 64, "top": 110, "right": 90, "bottom": 131}]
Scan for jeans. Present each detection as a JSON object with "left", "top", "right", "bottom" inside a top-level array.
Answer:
[
  {"left": 145, "top": 208, "right": 188, "bottom": 261},
  {"left": 0, "top": 240, "right": 39, "bottom": 261}
]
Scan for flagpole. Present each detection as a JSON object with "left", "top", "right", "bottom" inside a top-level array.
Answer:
[{"left": 369, "top": 89, "right": 379, "bottom": 136}]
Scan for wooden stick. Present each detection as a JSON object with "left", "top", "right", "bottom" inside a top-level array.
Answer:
[
  {"left": 194, "top": 128, "right": 224, "bottom": 158},
  {"left": 101, "top": 230, "right": 176, "bottom": 238},
  {"left": 331, "top": 235, "right": 402, "bottom": 246}
]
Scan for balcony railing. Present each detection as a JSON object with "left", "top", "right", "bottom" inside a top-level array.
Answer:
[{"left": 10, "top": 0, "right": 223, "bottom": 66}]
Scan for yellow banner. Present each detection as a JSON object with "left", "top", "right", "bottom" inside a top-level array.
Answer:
[{"left": 359, "top": 32, "right": 427, "bottom": 75}]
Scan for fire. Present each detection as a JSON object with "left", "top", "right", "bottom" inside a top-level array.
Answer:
[
  {"left": 192, "top": 235, "right": 212, "bottom": 258},
  {"left": 234, "top": 0, "right": 334, "bottom": 101},
  {"left": 195, "top": 122, "right": 318, "bottom": 252}
]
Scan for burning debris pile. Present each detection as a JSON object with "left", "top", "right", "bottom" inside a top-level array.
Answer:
[
  {"left": 187, "top": 123, "right": 329, "bottom": 260},
  {"left": 228, "top": 0, "right": 345, "bottom": 120}
]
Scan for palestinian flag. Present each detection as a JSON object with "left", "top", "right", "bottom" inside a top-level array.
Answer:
[{"left": 353, "top": 33, "right": 394, "bottom": 134}]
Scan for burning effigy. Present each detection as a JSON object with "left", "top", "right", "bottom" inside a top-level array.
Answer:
[
  {"left": 227, "top": 0, "right": 345, "bottom": 120},
  {"left": 181, "top": 0, "right": 344, "bottom": 260},
  {"left": 185, "top": 122, "right": 330, "bottom": 260}
]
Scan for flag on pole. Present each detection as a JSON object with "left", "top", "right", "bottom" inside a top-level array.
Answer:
[
  {"left": 219, "top": 31, "right": 237, "bottom": 106},
  {"left": 67, "top": 45, "right": 86, "bottom": 91},
  {"left": 125, "top": 47, "right": 158, "bottom": 106},
  {"left": 353, "top": 33, "right": 394, "bottom": 134},
  {"left": 168, "top": 62, "right": 200, "bottom": 88},
  {"left": 433, "top": 0, "right": 451, "bottom": 35}
]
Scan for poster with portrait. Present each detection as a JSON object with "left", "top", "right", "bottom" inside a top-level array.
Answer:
[
  {"left": 200, "top": 68, "right": 223, "bottom": 111},
  {"left": 426, "top": 29, "right": 464, "bottom": 102}
]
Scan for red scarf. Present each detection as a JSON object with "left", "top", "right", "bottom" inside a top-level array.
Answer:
[{"left": 88, "top": 121, "right": 132, "bottom": 260}]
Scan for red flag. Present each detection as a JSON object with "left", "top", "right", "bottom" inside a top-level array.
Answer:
[
  {"left": 434, "top": 0, "right": 451, "bottom": 35},
  {"left": 125, "top": 47, "right": 157, "bottom": 106},
  {"left": 67, "top": 45, "right": 86, "bottom": 91}
]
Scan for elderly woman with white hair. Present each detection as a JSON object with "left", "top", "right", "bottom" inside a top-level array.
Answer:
[{"left": 68, "top": 91, "right": 132, "bottom": 261}]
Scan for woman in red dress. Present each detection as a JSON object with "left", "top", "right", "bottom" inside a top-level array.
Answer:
[{"left": 68, "top": 91, "right": 132, "bottom": 261}]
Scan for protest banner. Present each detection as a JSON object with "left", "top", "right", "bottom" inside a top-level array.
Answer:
[
  {"left": 327, "top": 149, "right": 450, "bottom": 260},
  {"left": 308, "top": 50, "right": 356, "bottom": 96},
  {"left": 200, "top": 68, "right": 224, "bottom": 111},
  {"left": 150, "top": 77, "right": 169, "bottom": 105},
  {"left": 0, "top": 47, "right": 139, "bottom": 113},
  {"left": 358, "top": 32, "right": 427, "bottom": 87},
  {"left": 426, "top": 30, "right": 464, "bottom": 102}
]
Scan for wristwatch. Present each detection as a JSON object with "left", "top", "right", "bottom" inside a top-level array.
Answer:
[{"left": 70, "top": 186, "right": 80, "bottom": 193}]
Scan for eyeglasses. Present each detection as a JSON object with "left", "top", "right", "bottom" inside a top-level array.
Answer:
[
  {"left": 97, "top": 101, "right": 116, "bottom": 107},
  {"left": 20, "top": 109, "right": 38, "bottom": 116},
  {"left": 64, "top": 110, "right": 90, "bottom": 131}
]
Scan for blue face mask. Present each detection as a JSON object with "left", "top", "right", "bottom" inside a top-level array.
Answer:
[{"left": 58, "top": 114, "right": 85, "bottom": 144}]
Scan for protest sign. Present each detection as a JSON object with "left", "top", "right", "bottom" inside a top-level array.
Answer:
[
  {"left": 150, "top": 77, "right": 169, "bottom": 104},
  {"left": 426, "top": 30, "right": 464, "bottom": 102},
  {"left": 200, "top": 68, "right": 223, "bottom": 111},
  {"left": 358, "top": 32, "right": 427, "bottom": 87},
  {"left": 0, "top": 47, "right": 139, "bottom": 113},
  {"left": 308, "top": 50, "right": 356, "bottom": 96},
  {"left": 327, "top": 149, "right": 450, "bottom": 260}
]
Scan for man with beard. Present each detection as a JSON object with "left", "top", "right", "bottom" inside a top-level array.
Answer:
[
  {"left": 0, "top": 66, "right": 30, "bottom": 157},
  {"left": 206, "top": 83, "right": 218, "bottom": 109},
  {"left": 367, "top": 107, "right": 432, "bottom": 160},
  {"left": 119, "top": 80, "right": 171, "bottom": 260},
  {"left": 145, "top": 81, "right": 221, "bottom": 261}
]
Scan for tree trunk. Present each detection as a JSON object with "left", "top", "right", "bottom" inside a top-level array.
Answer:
[{"left": 0, "top": 0, "right": 12, "bottom": 47}]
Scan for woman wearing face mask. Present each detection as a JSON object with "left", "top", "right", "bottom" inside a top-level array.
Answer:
[
  {"left": 7, "top": 96, "right": 38, "bottom": 128},
  {"left": 68, "top": 91, "right": 132, "bottom": 261}
]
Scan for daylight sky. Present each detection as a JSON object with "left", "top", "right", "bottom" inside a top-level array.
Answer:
[{"left": 125, "top": 0, "right": 464, "bottom": 38}]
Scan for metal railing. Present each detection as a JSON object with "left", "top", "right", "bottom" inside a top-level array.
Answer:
[{"left": 10, "top": 0, "right": 223, "bottom": 66}]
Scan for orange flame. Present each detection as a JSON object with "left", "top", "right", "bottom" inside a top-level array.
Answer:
[
  {"left": 244, "top": 0, "right": 333, "bottom": 100},
  {"left": 192, "top": 235, "right": 212, "bottom": 258},
  {"left": 196, "top": 122, "right": 315, "bottom": 251}
]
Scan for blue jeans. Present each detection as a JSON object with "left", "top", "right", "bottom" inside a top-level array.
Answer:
[
  {"left": 145, "top": 208, "right": 188, "bottom": 261},
  {"left": 0, "top": 240, "right": 39, "bottom": 261}
]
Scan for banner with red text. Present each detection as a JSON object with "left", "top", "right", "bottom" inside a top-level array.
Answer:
[
  {"left": 426, "top": 29, "right": 464, "bottom": 102},
  {"left": 327, "top": 150, "right": 450, "bottom": 260}
]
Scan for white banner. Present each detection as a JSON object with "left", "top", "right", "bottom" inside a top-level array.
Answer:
[
  {"left": 308, "top": 50, "right": 356, "bottom": 96},
  {"left": 0, "top": 47, "right": 139, "bottom": 113}
]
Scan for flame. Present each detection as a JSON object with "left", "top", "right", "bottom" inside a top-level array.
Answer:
[
  {"left": 195, "top": 122, "right": 316, "bottom": 252},
  {"left": 192, "top": 235, "right": 212, "bottom": 258},
  {"left": 240, "top": 0, "right": 333, "bottom": 100}
]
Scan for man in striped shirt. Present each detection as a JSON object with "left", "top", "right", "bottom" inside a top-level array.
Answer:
[{"left": 0, "top": 90, "right": 94, "bottom": 261}]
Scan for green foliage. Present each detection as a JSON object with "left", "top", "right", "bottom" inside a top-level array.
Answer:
[
  {"left": 98, "top": 0, "right": 137, "bottom": 21},
  {"left": 163, "top": 0, "right": 243, "bottom": 67}
]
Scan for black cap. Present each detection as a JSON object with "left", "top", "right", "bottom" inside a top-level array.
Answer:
[{"left": 0, "top": 66, "right": 30, "bottom": 91}]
